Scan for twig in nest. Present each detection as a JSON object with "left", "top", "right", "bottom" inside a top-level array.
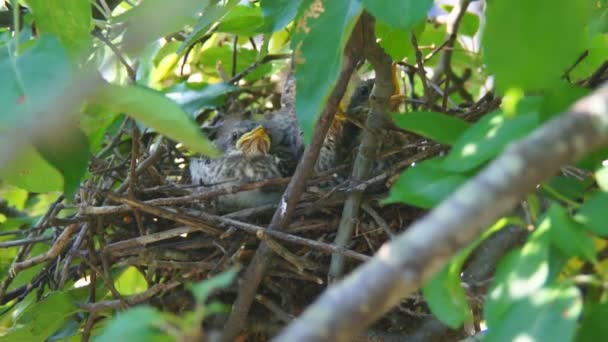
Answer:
[
  {"left": 78, "top": 281, "right": 181, "bottom": 312},
  {"left": 9, "top": 224, "right": 80, "bottom": 275}
]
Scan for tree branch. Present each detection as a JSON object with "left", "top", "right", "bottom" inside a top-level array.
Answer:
[
  {"left": 220, "top": 17, "right": 366, "bottom": 341},
  {"left": 273, "top": 82, "right": 608, "bottom": 341}
]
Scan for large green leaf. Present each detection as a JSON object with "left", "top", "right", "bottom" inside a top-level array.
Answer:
[
  {"left": 539, "top": 82, "right": 590, "bottom": 122},
  {"left": 35, "top": 128, "right": 89, "bottom": 199},
  {"left": 363, "top": 0, "right": 432, "bottom": 31},
  {"left": 383, "top": 157, "right": 469, "bottom": 209},
  {"left": 485, "top": 284, "right": 582, "bottom": 342},
  {"left": 375, "top": 19, "right": 424, "bottom": 61},
  {"left": 261, "top": 0, "right": 300, "bottom": 32},
  {"left": 423, "top": 219, "right": 509, "bottom": 328},
  {"left": 392, "top": 111, "right": 470, "bottom": 145},
  {"left": 544, "top": 205, "right": 596, "bottom": 262},
  {"left": 574, "top": 191, "right": 608, "bottom": 237},
  {"left": 93, "top": 84, "right": 218, "bottom": 157},
  {"left": 117, "top": 0, "right": 208, "bottom": 54},
  {"left": 442, "top": 110, "right": 538, "bottom": 172},
  {"left": 483, "top": 0, "right": 590, "bottom": 91},
  {"left": 165, "top": 82, "right": 238, "bottom": 117},
  {"left": 484, "top": 226, "right": 551, "bottom": 327},
  {"left": 94, "top": 306, "right": 170, "bottom": 342},
  {"left": 0, "top": 35, "right": 72, "bottom": 129},
  {"left": 0, "top": 144, "right": 63, "bottom": 192},
  {"left": 570, "top": 33, "right": 608, "bottom": 81},
  {"left": 3, "top": 292, "right": 76, "bottom": 341},
  {"left": 292, "top": 0, "right": 363, "bottom": 143},
  {"left": 576, "top": 302, "right": 608, "bottom": 341},
  {"left": 217, "top": 5, "right": 266, "bottom": 35},
  {"left": 27, "top": 0, "right": 92, "bottom": 58}
]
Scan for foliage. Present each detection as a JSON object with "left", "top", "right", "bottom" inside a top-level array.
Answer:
[{"left": 0, "top": 0, "right": 606, "bottom": 340}]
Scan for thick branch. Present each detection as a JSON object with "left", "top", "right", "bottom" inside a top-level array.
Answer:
[
  {"left": 273, "top": 83, "right": 608, "bottom": 341},
  {"left": 329, "top": 13, "right": 393, "bottom": 279}
]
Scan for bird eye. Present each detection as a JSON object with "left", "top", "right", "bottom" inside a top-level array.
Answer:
[{"left": 231, "top": 132, "right": 239, "bottom": 142}]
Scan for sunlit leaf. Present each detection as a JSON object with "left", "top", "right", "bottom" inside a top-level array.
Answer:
[
  {"left": 217, "top": 5, "right": 265, "bottom": 35},
  {"left": 442, "top": 110, "right": 538, "bottom": 172},
  {"left": 0, "top": 144, "right": 63, "bottom": 192},
  {"left": 484, "top": 226, "right": 551, "bottom": 327},
  {"left": 114, "top": 267, "right": 148, "bottom": 296},
  {"left": 485, "top": 284, "right": 581, "bottom": 342},
  {"left": 292, "top": 0, "right": 363, "bottom": 143},
  {"left": 93, "top": 84, "right": 218, "bottom": 156},
  {"left": 483, "top": 0, "right": 590, "bottom": 91}
]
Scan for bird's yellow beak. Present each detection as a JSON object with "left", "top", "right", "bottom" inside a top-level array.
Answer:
[{"left": 236, "top": 125, "right": 271, "bottom": 155}]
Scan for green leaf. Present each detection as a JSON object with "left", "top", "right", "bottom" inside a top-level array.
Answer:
[
  {"left": 35, "top": 128, "right": 89, "bottom": 199},
  {"left": 27, "top": 0, "right": 92, "bottom": 58},
  {"left": 4, "top": 292, "right": 76, "bottom": 341},
  {"left": 439, "top": 6, "right": 480, "bottom": 37},
  {"left": 261, "top": 0, "right": 300, "bottom": 32},
  {"left": 570, "top": 34, "right": 608, "bottom": 81},
  {"left": 576, "top": 302, "right": 608, "bottom": 342},
  {"left": 94, "top": 306, "right": 170, "bottom": 342},
  {"left": 363, "top": 0, "right": 432, "bottom": 31},
  {"left": 423, "top": 219, "right": 509, "bottom": 328},
  {"left": 0, "top": 144, "right": 64, "bottom": 192},
  {"left": 383, "top": 157, "right": 468, "bottom": 209},
  {"left": 544, "top": 204, "right": 596, "bottom": 262},
  {"left": 575, "top": 191, "right": 608, "bottom": 237},
  {"left": 539, "top": 83, "right": 590, "bottom": 122},
  {"left": 93, "top": 84, "right": 218, "bottom": 157},
  {"left": 543, "top": 176, "right": 586, "bottom": 203},
  {"left": 442, "top": 110, "right": 538, "bottom": 172},
  {"left": 166, "top": 82, "right": 237, "bottom": 117},
  {"left": 392, "top": 112, "right": 470, "bottom": 145},
  {"left": 217, "top": 5, "right": 265, "bottom": 35},
  {"left": 485, "top": 284, "right": 582, "bottom": 342},
  {"left": 484, "top": 226, "right": 551, "bottom": 327},
  {"left": 114, "top": 267, "right": 148, "bottom": 296},
  {"left": 595, "top": 167, "right": 608, "bottom": 192},
  {"left": 483, "top": 0, "right": 590, "bottom": 91},
  {"left": 189, "top": 269, "right": 237, "bottom": 304},
  {"left": 118, "top": 0, "right": 208, "bottom": 54},
  {"left": 195, "top": 45, "right": 272, "bottom": 82},
  {"left": 177, "top": 0, "right": 239, "bottom": 56},
  {"left": 0, "top": 35, "right": 72, "bottom": 130},
  {"left": 292, "top": 0, "right": 363, "bottom": 143}
]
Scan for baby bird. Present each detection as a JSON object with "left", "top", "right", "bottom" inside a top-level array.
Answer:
[{"left": 190, "top": 120, "right": 284, "bottom": 211}]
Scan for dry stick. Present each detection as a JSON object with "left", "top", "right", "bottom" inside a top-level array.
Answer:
[
  {"left": 78, "top": 281, "right": 181, "bottom": 312},
  {"left": 58, "top": 223, "right": 89, "bottom": 288},
  {"left": 220, "top": 21, "right": 366, "bottom": 341},
  {"left": 128, "top": 125, "right": 146, "bottom": 237},
  {"left": 100, "top": 197, "right": 369, "bottom": 262},
  {"left": 0, "top": 236, "right": 53, "bottom": 248},
  {"left": 410, "top": 31, "right": 431, "bottom": 105},
  {"left": 430, "top": 0, "right": 472, "bottom": 85},
  {"left": 329, "top": 14, "right": 393, "bottom": 280},
  {"left": 10, "top": 224, "right": 80, "bottom": 275},
  {"left": 273, "top": 83, "right": 608, "bottom": 342}
]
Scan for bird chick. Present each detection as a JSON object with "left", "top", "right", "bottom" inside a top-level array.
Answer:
[{"left": 190, "top": 121, "right": 284, "bottom": 212}]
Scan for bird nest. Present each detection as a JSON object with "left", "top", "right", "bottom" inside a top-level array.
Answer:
[{"left": 1, "top": 77, "right": 501, "bottom": 340}]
